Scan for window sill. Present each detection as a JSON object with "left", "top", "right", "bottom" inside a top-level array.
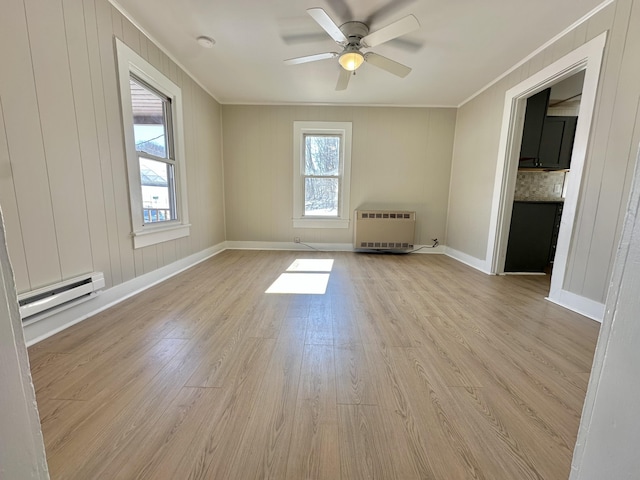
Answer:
[
  {"left": 293, "top": 218, "right": 349, "bottom": 229},
  {"left": 132, "top": 223, "right": 191, "bottom": 249}
]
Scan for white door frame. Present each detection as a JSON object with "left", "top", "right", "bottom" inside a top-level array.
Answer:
[{"left": 485, "top": 32, "right": 607, "bottom": 308}]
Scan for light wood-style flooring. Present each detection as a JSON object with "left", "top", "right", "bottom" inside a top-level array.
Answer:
[{"left": 28, "top": 250, "right": 600, "bottom": 479}]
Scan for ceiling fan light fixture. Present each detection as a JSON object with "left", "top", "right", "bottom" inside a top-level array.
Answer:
[{"left": 339, "top": 50, "right": 364, "bottom": 71}]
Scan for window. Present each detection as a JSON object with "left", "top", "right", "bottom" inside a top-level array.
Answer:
[
  {"left": 116, "top": 39, "right": 190, "bottom": 248},
  {"left": 293, "top": 122, "right": 352, "bottom": 228}
]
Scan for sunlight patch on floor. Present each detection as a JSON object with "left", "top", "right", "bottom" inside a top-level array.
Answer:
[
  {"left": 286, "top": 259, "right": 334, "bottom": 272},
  {"left": 266, "top": 259, "right": 334, "bottom": 294},
  {"left": 265, "top": 273, "right": 330, "bottom": 294}
]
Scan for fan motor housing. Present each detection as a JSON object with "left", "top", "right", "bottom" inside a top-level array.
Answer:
[{"left": 340, "top": 21, "right": 369, "bottom": 44}]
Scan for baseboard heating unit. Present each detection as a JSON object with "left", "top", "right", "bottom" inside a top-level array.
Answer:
[
  {"left": 354, "top": 210, "right": 416, "bottom": 251},
  {"left": 18, "top": 272, "right": 105, "bottom": 324}
]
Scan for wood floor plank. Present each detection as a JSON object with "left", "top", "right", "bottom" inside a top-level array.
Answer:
[
  {"left": 305, "top": 299, "right": 334, "bottom": 345},
  {"left": 388, "top": 346, "right": 488, "bottom": 479},
  {"left": 337, "top": 403, "right": 418, "bottom": 480},
  {"left": 27, "top": 250, "right": 601, "bottom": 480},
  {"left": 285, "top": 345, "right": 340, "bottom": 480},
  {"left": 334, "top": 343, "right": 380, "bottom": 406},
  {"left": 446, "top": 385, "right": 573, "bottom": 479},
  {"left": 223, "top": 316, "right": 306, "bottom": 479},
  {"left": 142, "top": 337, "right": 276, "bottom": 480}
]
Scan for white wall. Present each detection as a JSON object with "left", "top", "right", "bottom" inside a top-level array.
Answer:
[
  {"left": 222, "top": 105, "right": 456, "bottom": 246},
  {"left": 0, "top": 0, "right": 225, "bottom": 296},
  {"left": 570, "top": 145, "right": 640, "bottom": 479},
  {"left": 0, "top": 206, "right": 49, "bottom": 478},
  {"left": 447, "top": 0, "right": 640, "bottom": 304}
]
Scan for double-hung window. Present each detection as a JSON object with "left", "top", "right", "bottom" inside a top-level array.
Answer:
[
  {"left": 116, "top": 39, "right": 190, "bottom": 248},
  {"left": 293, "top": 121, "right": 352, "bottom": 228}
]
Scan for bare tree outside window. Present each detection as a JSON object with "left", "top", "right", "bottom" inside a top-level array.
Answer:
[{"left": 303, "top": 134, "right": 341, "bottom": 216}]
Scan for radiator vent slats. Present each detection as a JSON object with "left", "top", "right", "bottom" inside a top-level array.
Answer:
[
  {"left": 354, "top": 210, "right": 416, "bottom": 251},
  {"left": 360, "top": 212, "right": 412, "bottom": 220}
]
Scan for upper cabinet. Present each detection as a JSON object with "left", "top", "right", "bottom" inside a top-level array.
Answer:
[
  {"left": 519, "top": 89, "right": 550, "bottom": 168},
  {"left": 538, "top": 116, "right": 577, "bottom": 169},
  {"left": 519, "top": 88, "right": 577, "bottom": 170}
]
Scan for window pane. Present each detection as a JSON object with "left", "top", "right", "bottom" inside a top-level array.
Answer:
[
  {"left": 304, "top": 177, "right": 338, "bottom": 216},
  {"left": 139, "top": 157, "right": 176, "bottom": 223},
  {"left": 304, "top": 135, "right": 340, "bottom": 175},
  {"left": 130, "top": 77, "right": 169, "bottom": 158}
]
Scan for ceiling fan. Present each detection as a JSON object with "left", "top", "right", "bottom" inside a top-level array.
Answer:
[{"left": 284, "top": 7, "right": 420, "bottom": 91}]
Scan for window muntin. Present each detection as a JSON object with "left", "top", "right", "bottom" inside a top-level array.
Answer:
[{"left": 303, "top": 134, "right": 341, "bottom": 217}]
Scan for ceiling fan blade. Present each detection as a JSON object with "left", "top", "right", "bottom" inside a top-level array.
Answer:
[
  {"left": 281, "top": 32, "right": 330, "bottom": 45},
  {"left": 365, "top": 0, "right": 416, "bottom": 25},
  {"left": 326, "top": 0, "right": 352, "bottom": 22},
  {"left": 386, "top": 37, "right": 423, "bottom": 53},
  {"left": 360, "top": 15, "right": 420, "bottom": 48},
  {"left": 364, "top": 52, "right": 412, "bottom": 78},
  {"left": 307, "top": 8, "right": 348, "bottom": 44},
  {"left": 284, "top": 52, "right": 338, "bottom": 65},
  {"left": 336, "top": 69, "right": 351, "bottom": 91}
]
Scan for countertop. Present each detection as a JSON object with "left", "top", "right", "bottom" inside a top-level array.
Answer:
[{"left": 514, "top": 198, "right": 564, "bottom": 203}]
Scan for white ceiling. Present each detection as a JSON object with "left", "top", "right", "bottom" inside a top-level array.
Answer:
[{"left": 112, "top": 0, "right": 606, "bottom": 107}]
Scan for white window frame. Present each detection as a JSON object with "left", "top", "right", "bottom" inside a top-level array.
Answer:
[
  {"left": 293, "top": 121, "right": 352, "bottom": 229},
  {"left": 116, "top": 38, "right": 190, "bottom": 249}
]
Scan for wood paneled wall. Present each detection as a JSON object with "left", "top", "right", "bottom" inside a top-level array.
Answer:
[
  {"left": 447, "top": 0, "right": 640, "bottom": 303},
  {"left": 222, "top": 105, "right": 456, "bottom": 246},
  {"left": 0, "top": 0, "right": 225, "bottom": 294}
]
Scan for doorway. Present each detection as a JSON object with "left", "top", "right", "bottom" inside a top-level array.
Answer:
[
  {"left": 485, "top": 32, "right": 607, "bottom": 311},
  {"left": 504, "top": 72, "right": 584, "bottom": 274}
]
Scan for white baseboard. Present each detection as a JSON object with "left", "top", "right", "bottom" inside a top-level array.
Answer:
[
  {"left": 24, "top": 242, "right": 227, "bottom": 346},
  {"left": 546, "top": 289, "right": 605, "bottom": 322},
  {"left": 225, "top": 241, "right": 354, "bottom": 251},
  {"left": 445, "top": 247, "right": 492, "bottom": 274},
  {"left": 226, "top": 241, "right": 447, "bottom": 254},
  {"left": 410, "top": 245, "right": 446, "bottom": 254}
]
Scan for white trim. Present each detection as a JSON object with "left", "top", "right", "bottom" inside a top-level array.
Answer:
[
  {"left": 226, "top": 241, "right": 354, "bottom": 252},
  {"left": 132, "top": 223, "right": 191, "bottom": 249},
  {"left": 411, "top": 245, "right": 447, "bottom": 254},
  {"left": 545, "top": 290, "right": 604, "bottom": 322},
  {"left": 115, "top": 38, "right": 191, "bottom": 249},
  {"left": 24, "top": 242, "right": 227, "bottom": 345},
  {"left": 226, "top": 241, "right": 447, "bottom": 254},
  {"left": 485, "top": 33, "right": 607, "bottom": 296},
  {"left": 445, "top": 247, "right": 492, "bottom": 274},
  {"left": 293, "top": 121, "right": 352, "bottom": 228},
  {"left": 458, "top": 0, "right": 614, "bottom": 107}
]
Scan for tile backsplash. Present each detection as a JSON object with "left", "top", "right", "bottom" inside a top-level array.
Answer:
[{"left": 514, "top": 171, "right": 566, "bottom": 201}]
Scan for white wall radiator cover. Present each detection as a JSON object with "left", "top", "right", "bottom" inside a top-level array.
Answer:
[
  {"left": 18, "top": 272, "right": 105, "bottom": 324},
  {"left": 354, "top": 210, "right": 416, "bottom": 250}
]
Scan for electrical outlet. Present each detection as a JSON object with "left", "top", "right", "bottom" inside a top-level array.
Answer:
[
  {"left": 294, "top": 237, "right": 301, "bottom": 243},
  {"left": 554, "top": 184, "right": 562, "bottom": 194}
]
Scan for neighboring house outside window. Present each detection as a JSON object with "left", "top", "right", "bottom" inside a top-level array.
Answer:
[
  {"left": 115, "top": 39, "right": 190, "bottom": 249},
  {"left": 293, "top": 121, "right": 352, "bottom": 228}
]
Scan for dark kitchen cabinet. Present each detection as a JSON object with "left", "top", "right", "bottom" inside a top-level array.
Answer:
[
  {"left": 519, "top": 88, "right": 550, "bottom": 168},
  {"left": 538, "top": 116, "right": 577, "bottom": 169},
  {"left": 505, "top": 201, "right": 563, "bottom": 273},
  {"left": 519, "top": 87, "right": 577, "bottom": 169}
]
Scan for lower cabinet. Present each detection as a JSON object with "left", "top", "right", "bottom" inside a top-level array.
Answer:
[{"left": 505, "top": 201, "right": 563, "bottom": 273}]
